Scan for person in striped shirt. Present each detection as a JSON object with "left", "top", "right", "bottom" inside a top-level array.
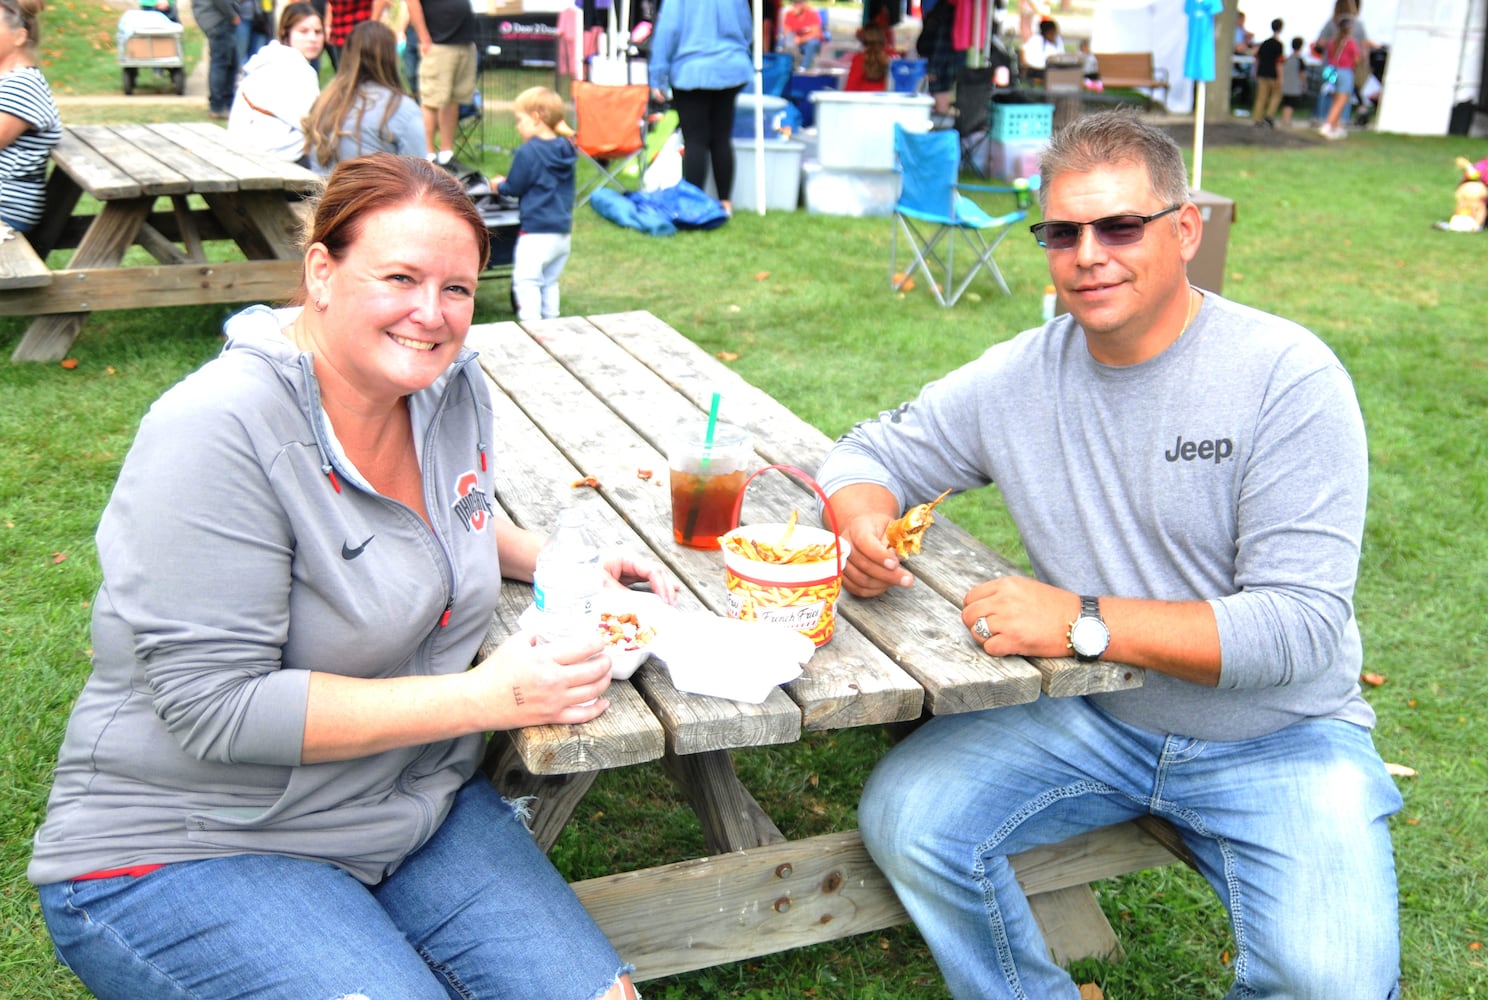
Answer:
[{"left": 0, "top": 0, "right": 60, "bottom": 232}]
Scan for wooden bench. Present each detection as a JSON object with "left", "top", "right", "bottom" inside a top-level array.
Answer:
[
  {"left": 0, "top": 228, "right": 52, "bottom": 290},
  {"left": 1092, "top": 52, "right": 1170, "bottom": 105}
]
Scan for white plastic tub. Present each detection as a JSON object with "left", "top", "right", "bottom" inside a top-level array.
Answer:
[
  {"left": 809, "top": 90, "right": 933, "bottom": 170},
  {"left": 705, "top": 139, "right": 805, "bottom": 212},
  {"left": 801, "top": 160, "right": 901, "bottom": 217}
]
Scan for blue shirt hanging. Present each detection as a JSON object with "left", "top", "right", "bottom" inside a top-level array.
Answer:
[{"left": 1184, "top": 0, "right": 1225, "bottom": 82}]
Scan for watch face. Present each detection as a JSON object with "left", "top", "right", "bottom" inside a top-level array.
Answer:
[{"left": 1070, "top": 616, "right": 1109, "bottom": 657}]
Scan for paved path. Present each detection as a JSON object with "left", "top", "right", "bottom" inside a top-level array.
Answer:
[{"left": 56, "top": 0, "right": 207, "bottom": 110}]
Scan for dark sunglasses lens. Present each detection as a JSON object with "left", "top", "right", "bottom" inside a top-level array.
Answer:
[
  {"left": 1092, "top": 216, "right": 1147, "bottom": 246},
  {"left": 1039, "top": 223, "right": 1080, "bottom": 249}
]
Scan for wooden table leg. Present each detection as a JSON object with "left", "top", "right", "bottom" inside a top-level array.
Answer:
[
  {"left": 10, "top": 199, "right": 151, "bottom": 363},
  {"left": 663, "top": 748, "right": 786, "bottom": 854},
  {"left": 484, "top": 730, "right": 599, "bottom": 853}
]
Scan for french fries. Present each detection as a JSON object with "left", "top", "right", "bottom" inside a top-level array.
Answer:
[
  {"left": 723, "top": 510, "right": 837, "bottom": 564},
  {"left": 885, "top": 488, "right": 952, "bottom": 557}
]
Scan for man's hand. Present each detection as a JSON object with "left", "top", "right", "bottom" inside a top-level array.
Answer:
[
  {"left": 830, "top": 483, "right": 916, "bottom": 597},
  {"left": 961, "top": 576, "right": 1078, "bottom": 659}
]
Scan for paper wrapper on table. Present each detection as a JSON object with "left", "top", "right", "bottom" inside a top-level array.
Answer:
[
  {"left": 517, "top": 591, "right": 677, "bottom": 681},
  {"left": 651, "top": 616, "right": 813, "bottom": 703}
]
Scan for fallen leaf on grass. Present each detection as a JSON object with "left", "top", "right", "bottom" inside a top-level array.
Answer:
[
  {"left": 728, "top": 304, "right": 740, "bottom": 312},
  {"left": 716, "top": 350, "right": 740, "bottom": 362},
  {"left": 1469, "top": 941, "right": 1482, "bottom": 951},
  {"left": 106, "top": 366, "right": 117, "bottom": 376},
  {"left": 1361, "top": 671, "right": 1387, "bottom": 686},
  {"left": 1384, "top": 762, "right": 1418, "bottom": 778},
  {"left": 571, "top": 477, "right": 601, "bottom": 489},
  {"left": 754, "top": 271, "right": 771, "bottom": 281},
  {"left": 51, "top": 552, "right": 68, "bottom": 564},
  {"left": 59, "top": 358, "right": 79, "bottom": 369}
]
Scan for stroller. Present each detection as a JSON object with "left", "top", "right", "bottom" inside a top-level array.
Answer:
[{"left": 117, "top": 8, "right": 185, "bottom": 96}]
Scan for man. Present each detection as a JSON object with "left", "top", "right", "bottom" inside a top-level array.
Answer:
[
  {"left": 192, "top": 0, "right": 239, "bottom": 119},
  {"left": 1253, "top": 18, "right": 1285, "bottom": 127},
  {"left": 817, "top": 109, "right": 1402, "bottom": 1000},
  {"left": 325, "top": 0, "right": 388, "bottom": 69},
  {"left": 404, "top": 0, "right": 477, "bottom": 167},
  {"left": 778, "top": 0, "right": 823, "bottom": 71}
]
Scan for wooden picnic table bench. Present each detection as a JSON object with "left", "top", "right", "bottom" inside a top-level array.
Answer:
[
  {"left": 469, "top": 310, "right": 1195, "bottom": 982},
  {"left": 1092, "top": 52, "right": 1171, "bottom": 105},
  {"left": 4, "top": 122, "right": 320, "bottom": 362}
]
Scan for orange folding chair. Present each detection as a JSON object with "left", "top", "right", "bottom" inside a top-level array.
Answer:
[{"left": 572, "top": 81, "right": 651, "bottom": 208}]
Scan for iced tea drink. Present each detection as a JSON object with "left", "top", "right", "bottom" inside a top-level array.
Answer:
[{"left": 667, "top": 424, "right": 753, "bottom": 549}]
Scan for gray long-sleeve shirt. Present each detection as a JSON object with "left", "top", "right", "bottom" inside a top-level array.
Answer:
[
  {"left": 817, "top": 292, "right": 1374, "bottom": 742},
  {"left": 29, "top": 306, "right": 503, "bottom": 886}
]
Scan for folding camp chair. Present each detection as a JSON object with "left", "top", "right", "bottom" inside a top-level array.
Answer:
[
  {"left": 572, "top": 81, "right": 650, "bottom": 208},
  {"left": 889, "top": 124, "right": 1029, "bottom": 308},
  {"left": 453, "top": 87, "right": 484, "bottom": 164}
]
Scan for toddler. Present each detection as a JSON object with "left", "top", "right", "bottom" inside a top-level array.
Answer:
[{"left": 494, "top": 87, "right": 577, "bottom": 321}]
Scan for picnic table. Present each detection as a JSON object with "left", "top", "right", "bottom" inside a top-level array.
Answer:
[
  {"left": 3, "top": 122, "right": 319, "bottom": 363},
  {"left": 469, "top": 311, "right": 1191, "bottom": 981}
]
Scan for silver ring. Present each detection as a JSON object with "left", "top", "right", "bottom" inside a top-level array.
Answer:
[{"left": 973, "top": 616, "right": 991, "bottom": 641}]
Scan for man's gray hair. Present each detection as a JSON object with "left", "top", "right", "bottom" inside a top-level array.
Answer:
[{"left": 1037, "top": 108, "right": 1190, "bottom": 215}]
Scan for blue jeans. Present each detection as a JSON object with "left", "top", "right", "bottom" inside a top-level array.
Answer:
[
  {"left": 859, "top": 695, "right": 1403, "bottom": 1000},
  {"left": 38, "top": 777, "right": 631, "bottom": 999},
  {"left": 205, "top": 23, "right": 237, "bottom": 114},
  {"left": 512, "top": 231, "right": 571, "bottom": 321}
]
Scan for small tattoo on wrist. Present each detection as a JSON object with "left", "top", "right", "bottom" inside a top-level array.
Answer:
[{"left": 512, "top": 687, "right": 526, "bottom": 706}]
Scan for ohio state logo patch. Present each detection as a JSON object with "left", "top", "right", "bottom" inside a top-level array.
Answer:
[{"left": 451, "top": 471, "right": 494, "bottom": 533}]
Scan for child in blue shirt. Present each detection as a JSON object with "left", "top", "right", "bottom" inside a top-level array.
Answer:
[{"left": 494, "top": 87, "right": 577, "bottom": 321}]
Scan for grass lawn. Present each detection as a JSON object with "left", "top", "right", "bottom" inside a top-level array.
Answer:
[{"left": 4, "top": 3, "right": 1487, "bottom": 997}]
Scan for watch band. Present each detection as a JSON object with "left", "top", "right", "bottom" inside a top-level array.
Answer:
[{"left": 1081, "top": 594, "right": 1101, "bottom": 619}]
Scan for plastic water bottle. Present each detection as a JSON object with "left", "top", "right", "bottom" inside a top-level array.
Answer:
[
  {"left": 1041, "top": 285, "right": 1058, "bottom": 324},
  {"left": 533, "top": 507, "right": 605, "bottom": 640}
]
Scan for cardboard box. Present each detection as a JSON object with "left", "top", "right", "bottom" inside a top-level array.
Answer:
[
  {"left": 124, "top": 35, "right": 179, "bottom": 61},
  {"left": 1187, "top": 189, "right": 1236, "bottom": 293},
  {"left": 810, "top": 91, "right": 932, "bottom": 170},
  {"left": 801, "top": 160, "right": 901, "bottom": 217}
]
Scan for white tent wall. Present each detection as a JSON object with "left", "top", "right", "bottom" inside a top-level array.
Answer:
[
  {"left": 1374, "top": 0, "right": 1486, "bottom": 135},
  {"left": 1089, "top": 0, "right": 1402, "bottom": 115}
]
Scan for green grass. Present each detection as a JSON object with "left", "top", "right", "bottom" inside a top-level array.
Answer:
[{"left": 6, "top": 8, "right": 1488, "bottom": 997}]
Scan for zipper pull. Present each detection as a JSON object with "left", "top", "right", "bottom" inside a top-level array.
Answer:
[{"left": 439, "top": 599, "right": 453, "bottom": 628}]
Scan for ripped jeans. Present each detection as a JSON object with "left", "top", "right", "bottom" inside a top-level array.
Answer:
[
  {"left": 858, "top": 695, "right": 1403, "bottom": 1000},
  {"left": 38, "top": 777, "right": 633, "bottom": 1000}
]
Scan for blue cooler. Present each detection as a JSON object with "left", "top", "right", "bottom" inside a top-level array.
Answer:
[
  {"left": 889, "top": 58, "right": 928, "bottom": 93},
  {"left": 733, "top": 93, "right": 802, "bottom": 139},
  {"left": 787, "top": 72, "right": 841, "bottom": 128}
]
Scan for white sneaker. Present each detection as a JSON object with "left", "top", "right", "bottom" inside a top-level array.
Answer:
[
  {"left": 1326, "top": 125, "right": 1347, "bottom": 140},
  {"left": 1317, "top": 123, "right": 1334, "bottom": 137}
]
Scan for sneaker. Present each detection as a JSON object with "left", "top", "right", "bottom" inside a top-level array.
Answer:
[
  {"left": 1326, "top": 126, "right": 1347, "bottom": 140},
  {"left": 1317, "top": 123, "right": 1336, "bottom": 138},
  {"left": 208, "top": 109, "right": 229, "bottom": 120}
]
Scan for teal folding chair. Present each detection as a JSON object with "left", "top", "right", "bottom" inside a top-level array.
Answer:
[{"left": 889, "top": 123, "right": 1031, "bottom": 307}]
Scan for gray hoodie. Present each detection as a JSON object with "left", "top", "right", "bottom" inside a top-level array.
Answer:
[{"left": 29, "top": 306, "right": 504, "bottom": 886}]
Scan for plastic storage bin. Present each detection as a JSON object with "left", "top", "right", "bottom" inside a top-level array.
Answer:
[
  {"left": 801, "top": 160, "right": 901, "bottom": 217},
  {"left": 990, "top": 102, "right": 1054, "bottom": 142},
  {"left": 976, "top": 137, "right": 1047, "bottom": 181},
  {"left": 706, "top": 139, "right": 805, "bottom": 212},
  {"left": 810, "top": 90, "right": 933, "bottom": 170},
  {"left": 787, "top": 72, "right": 841, "bottom": 128}
]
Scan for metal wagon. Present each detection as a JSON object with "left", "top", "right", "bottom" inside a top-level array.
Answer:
[{"left": 117, "top": 9, "right": 186, "bottom": 96}]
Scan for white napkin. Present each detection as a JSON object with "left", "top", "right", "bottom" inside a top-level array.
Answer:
[{"left": 649, "top": 615, "right": 813, "bottom": 704}]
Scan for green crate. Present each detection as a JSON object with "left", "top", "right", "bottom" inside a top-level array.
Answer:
[{"left": 991, "top": 103, "right": 1054, "bottom": 142}]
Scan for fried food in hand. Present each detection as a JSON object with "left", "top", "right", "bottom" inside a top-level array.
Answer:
[{"left": 885, "top": 489, "right": 951, "bottom": 557}]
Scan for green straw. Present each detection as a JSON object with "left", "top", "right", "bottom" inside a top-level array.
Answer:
[
  {"left": 683, "top": 391, "right": 722, "bottom": 543},
  {"left": 700, "top": 391, "right": 721, "bottom": 470}
]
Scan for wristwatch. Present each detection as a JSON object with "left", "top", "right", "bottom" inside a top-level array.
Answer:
[{"left": 1067, "top": 595, "right": 1110, "bottom": 662}]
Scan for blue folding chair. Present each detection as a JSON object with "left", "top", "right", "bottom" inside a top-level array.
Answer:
[{"left": 889, "top": 124, "right": 1031, "bottom": 307}]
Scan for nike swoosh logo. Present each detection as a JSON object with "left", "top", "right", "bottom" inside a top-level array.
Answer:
[{"left": 341, "top": 535, "right": 375, "bottom": 560}]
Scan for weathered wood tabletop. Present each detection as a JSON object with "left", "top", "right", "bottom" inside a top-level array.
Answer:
[
  {"left": 468, "top": 312, "right": 1170, "bottom": 981},
  {"left": 5, "top": 122, "right": 319, "bottom": 362}
]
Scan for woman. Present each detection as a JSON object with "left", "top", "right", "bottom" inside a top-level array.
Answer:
[
  {"left": 844, "top": 23, "right": 890, "bottom": 92},
  {"left": 303, "top": 20, "right": 425, "bottom": 176},
  {"left": 28, "top": 154, "right": 673, "bottom": 999},
  {"left": 1316, "top": 16, "right": 1359, "bottom": 139},
  {"left": 0, "top": 0, "right": 60, "bottom": 233},
  {"left": 227, "top": 1, "right": 325, "bottom": 162},
  {"left": 648, "top": 0, "right": 752, "bottom": 216},
  {"left": 1314, "top": 0, "right": 1371, "bottom": 132}
]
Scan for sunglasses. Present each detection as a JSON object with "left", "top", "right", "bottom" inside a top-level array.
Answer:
[{"left": 1030, "top": 205, "right": 1181, "bottom": 250}]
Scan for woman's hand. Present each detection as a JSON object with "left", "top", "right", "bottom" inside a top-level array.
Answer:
[
  {"left": 600, "top": 550, "right": 680, "bottom": 606},
  {"left": 468, "top": 633, "right": 615, "bottom": 728}
]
